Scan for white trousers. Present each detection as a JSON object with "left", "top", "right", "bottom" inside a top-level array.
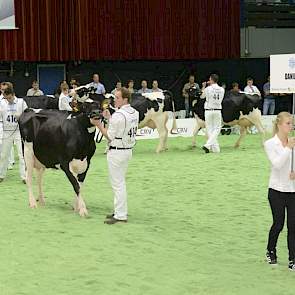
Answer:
[
  {"left": 0, "top": 131, "right": 25, "bottom": 180},
  {"left": 0, "top": 129, "right": 14, "bottom": 166},
  {"left": 107, "top": 149, "right": 132, "bottom": 220},
  {"left": 204, "top": 110, "right": 222, "bottom": 153}
]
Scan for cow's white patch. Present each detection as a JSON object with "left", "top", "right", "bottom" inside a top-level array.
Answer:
[
  {"left": 55, "top": 164, "right": 61, "bottom": 169},
  {"left": 87, "top": 126, "right": 96, "bottom": 133},
  {"left": 32, "top": 109, "right": 42, "bottom": 113},
  {"left": 85, "top": 98, "right": 93, "bottom": 103},
  {"left": 67, "top": 114, "right": 72, "bottom": 120},
  {"left": 69, "top": 158, "right": 88, "bottom": 175},
  {"left": 142, "top": 92, "right": 165, "bottom": 102}
]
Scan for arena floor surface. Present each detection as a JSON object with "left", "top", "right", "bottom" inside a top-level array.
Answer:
[{"left": 1, "top": 135, "right": 294, "bottom": 295}]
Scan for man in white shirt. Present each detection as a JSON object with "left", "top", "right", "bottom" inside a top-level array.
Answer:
[
  {"left": 87, "top": 74, "right": 106, "bottom": 95},
  {"left": 137, "top": 80, "right": 152, "bottom": 94},
  {"left": 26, "top": 80, "right": 44, "bottom": 96},
  {"left": 91, "top": 87, "right": 139, "bottom": 224},
  {"left": 0, "top": 86, "right": 27, "bottom": 183},
  {"left": 200, "top": 74, "right": 225, "bottom": 153},
  {"left": 151, "top": 80, "right": 163, "bottom": 92},
  {"left": 244, "top": 77, "right": 261, "bottom": 96},
  {"left": 0, "top": 82, "right": 15, "bottom": 170}
]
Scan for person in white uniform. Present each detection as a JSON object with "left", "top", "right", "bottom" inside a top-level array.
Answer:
[
  {"left": 0, "top": 82, "right": 15, "bottom": 170},
  {"left": 58, "top": 82, "right": 72, "bottom": 111},
  {"left": 0, "top": 86, "right": 27, "bottom": 183},
  {"left": 200, "top": 74, "right": 225, "bottom": 153},
  {"left": 91, "top": 87, "right": 139, "bottom": 224},
  {"left": 264, "top": 112, "right": 295, "bottom": 271}
]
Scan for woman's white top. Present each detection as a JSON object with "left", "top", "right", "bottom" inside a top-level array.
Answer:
[{"left": 264, "top": 134, "right": 295, "bottom": 192}]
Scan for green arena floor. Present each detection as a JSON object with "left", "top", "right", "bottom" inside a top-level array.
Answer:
[{"left": 0, "top": 134, "right": 294, "bottom": 295}]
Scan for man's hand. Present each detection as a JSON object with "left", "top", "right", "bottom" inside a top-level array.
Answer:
[
  {"left": 102, "top": 109, "right": 111, "bottom": 120},
  {"left": 90, "top": 117, "right": 102, "bottom": 128},
  {"left": 202, "top": 82, "right": 207, "bottom": 89}
]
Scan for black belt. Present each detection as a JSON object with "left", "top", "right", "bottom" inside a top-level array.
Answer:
[
  {"left": 205, "top": 109, "right": 221, "bottom": 111},
  {"left": 109, "top": 146, "right": 132, "bottom": 150}
]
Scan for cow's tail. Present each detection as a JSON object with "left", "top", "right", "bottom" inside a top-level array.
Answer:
[{"left": 164, "top": 90, "right": 177, "bottom": 134}]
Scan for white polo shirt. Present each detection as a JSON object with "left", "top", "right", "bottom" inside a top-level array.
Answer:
[
  {"left": 0, "top": 97, "right": 28, "bottom": 132},
  {"left": 264, "top": 134, "right": 295, "bottom": 192},
  {"left": 201, "top": 83, "right": 224, "bottom": 110},
  {"left": 107, "top": 104, "right": 139, "bottom": 149}
]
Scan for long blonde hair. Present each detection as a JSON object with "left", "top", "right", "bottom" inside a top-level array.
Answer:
[{"left": 273, "top": 111, "right": 293, "bottom": 136}]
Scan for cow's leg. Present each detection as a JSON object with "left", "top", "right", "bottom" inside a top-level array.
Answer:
[
  {"left": 253, "top": 120, "right": 265, "bottom": 145},
  {"left": 62, "top": 161, "right": 88, "bottom": 217},
  {"left": 234, "top": 126, "right": 247, "bottom": 148},
  {"left": 192, "top": 117, "right": 205, "bottom": 147},
  {"left": 23, "top": 142, "right": 37, "bottom": 208},
  {"left": 154, "top": 113, "right": 168, "bottom": 153},
  {"left": 36, "top": 167, "right": 46, "bottom": 206}
]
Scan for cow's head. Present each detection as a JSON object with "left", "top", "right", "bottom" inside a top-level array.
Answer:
[{"left": 73, "top": 85, "right": 97, "bottom": 103}]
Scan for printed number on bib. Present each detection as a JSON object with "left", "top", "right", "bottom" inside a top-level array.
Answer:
[
  {"left": 128, "top": 127, "right": 137, "bottom": 138},
  {"left": 6, "top": 115, "right": 17, "bottom": 123},
  {"left": 213, "top": 93, "right": 220, "bottom": 100}
]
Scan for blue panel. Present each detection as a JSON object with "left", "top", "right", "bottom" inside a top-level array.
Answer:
[{"left": 38, "top": 65, "right": 65, "bottom": 95}]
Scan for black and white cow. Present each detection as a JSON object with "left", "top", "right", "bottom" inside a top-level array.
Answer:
[
  {"left": 191, "top": 90, "right": 265, "bottom": 148},
  {"left": 23, "top": 95, "right": 59, "bottom": 109},
  {"left": 19, "top": 86, "right": 102, "bottom": 217},
  {"left": 107, "top": 91, "right": 177, "bottom": 153}
]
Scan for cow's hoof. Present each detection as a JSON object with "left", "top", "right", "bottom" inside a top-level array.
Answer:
[
  {"left": 79, "top": 208, "right": 88, "bottom": 217},
  {"left": 37, "top": 196, "right": 46, "bottom": 206},
  {"left": 29, "top": 199, "right": 37, "bottom": 209},
  {"left": 192, "top": 144, "right": 196, "bottom": 148},
  {"left": 234, "top": 144, "right": 240, "bottom": 149}
]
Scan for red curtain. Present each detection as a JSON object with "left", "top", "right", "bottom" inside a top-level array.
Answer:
[{"left": 0, "top": 0, "right": 240, "bottom": 61}]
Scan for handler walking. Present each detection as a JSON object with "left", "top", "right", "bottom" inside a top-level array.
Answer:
[
  {"left": 91, "top": 87, "right": 139, "bottom": 224},
  {"left": 200, "top": 74, "right": 224, "bottom": 153}
]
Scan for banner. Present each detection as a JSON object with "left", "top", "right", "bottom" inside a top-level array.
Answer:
[
  {"left": 270, "top": 53, "right": 295, "bottom": 93},
  {"left": 0, "top": 0, "right": 16, "bottom": 30}
]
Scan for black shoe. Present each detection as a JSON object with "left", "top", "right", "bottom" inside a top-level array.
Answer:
[
  {"left": 104, "top": 217, "right": 127, "bottom": 225},
  {"left": 22, "top": 179, "right": 26, "bottom": 184},
  {"left": 289, "top": 260, "right": 295, "bottom": 271},
  {"left": 202, "top": 146, "right": 210, "bottom": 153},
  {"left": 0, "top": 178, "right": 4, "bottom": 183},
  {"left": 105, "top": 213, "right": 114, "bottom": 219},
  {"left": 266, "top": 251, "right": 277, "bottom": 265}
]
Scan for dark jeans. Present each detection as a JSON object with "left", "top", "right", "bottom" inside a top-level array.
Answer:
[{"left": 267, "top": 188, "right": 295, "bottom": 260}]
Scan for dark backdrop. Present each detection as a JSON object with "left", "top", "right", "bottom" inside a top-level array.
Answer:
[
  {"left": 0, "top": 0, "right": 240, "bottom": 61},
  {"left": 1, "top": 58, "right": 287, "bottom": 111}
]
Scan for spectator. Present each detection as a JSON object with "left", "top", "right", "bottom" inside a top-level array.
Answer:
[
  {"left": 69, "top": 78, "right": 79, "bottom": 89},
  {"left": 137, "top": 80, "right": 152, "bottom": 94},
  {"left": 182, "top": 75, "right": 200, "bottom": 118},
  {"left": 111, "top": 81, "right": 122, "bottom": 95},
  {"left": 58, "top": 82, "right": 72, "bottom": 111},
  {"left": 244, "top": 77, "right": 261, "bottom": 96},
  {"left": 87, "top": 74, "right": 106, "bottom": 95},
  {"left": 151, "top": 80, "right": 163, "bottom": 92},
  {"left": 263, "top": 76, "right": 275, "bottom": 115},
  {"left": 126, "top": 80, "right": 137, "bottom": 94},
  {"left": 230, "top": 82, "right": 241, "bottom": 93},
  {"left": 26, "top": 80, "right": 44, "bottom": 96}
]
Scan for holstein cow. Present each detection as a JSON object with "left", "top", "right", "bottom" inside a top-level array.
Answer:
[
  {"left": 108, "top": 91, "right": 177, "bottom": 153},
  {"left": 19, "top": 86, "right": 103, "bottom": 216},
  {"left": 191, "top": 90, "right": 265, "bottom": 148}
]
